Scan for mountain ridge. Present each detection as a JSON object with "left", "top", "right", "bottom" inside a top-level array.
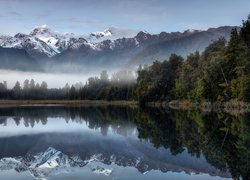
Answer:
[
  {"left": 0, "top": 25, "right": 239, "bottom": 72},
  {"left": 0, "top": 147, "right": 230, "bottom": 179}
]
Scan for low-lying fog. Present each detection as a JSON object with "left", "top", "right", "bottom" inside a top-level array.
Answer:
[{"left": 0, "top": 70, "right": 117, "bottom": 88}]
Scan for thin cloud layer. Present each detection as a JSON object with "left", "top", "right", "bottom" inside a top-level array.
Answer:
[{"left": 0, "top": 0, "right": 249, "bottom": 35}]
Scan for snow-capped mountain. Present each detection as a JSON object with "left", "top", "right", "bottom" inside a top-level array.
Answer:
[
  {"left": 51, "top": 26, "right": 236, "bottom": 73},
  {"left": 0, "top": 146, "right": 230, "bottom": 179},
  {"left": 0, "top": 147, "right": 130, "bottom": 179},
  {"left": 0, "top": 35, "right": 13, "bottom": 45},
  {"left": 0, "top": 25, "right": 90, "bottom": 58},
  {"left": 30, "top": 25, "right": 77, "bottom": 53},
  {"left": 86, "top": 27, "right": 140, "bottom": 43},
  {"left": 0, "top": 147, "right": 86, "bottom": 179},
  {"left": 0, "top": 32, "right": 58, "bottom": 58},
  {"left": 183, "top": 29, "right": 202, "bottom": 35},
  {"left": 0, "top": 25, "right": 140, "bottom": 59}
]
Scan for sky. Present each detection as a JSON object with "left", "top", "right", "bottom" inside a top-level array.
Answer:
[{"left": 0, "top": 0, "right": 250, "bottom": 35}]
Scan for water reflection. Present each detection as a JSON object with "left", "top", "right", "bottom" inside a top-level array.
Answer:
[
  {"left": 136, "top": 108, "right": 250, "bottom": 179},
  {"left": 0, "top": 105, "right": 249, "bottom": 179}
]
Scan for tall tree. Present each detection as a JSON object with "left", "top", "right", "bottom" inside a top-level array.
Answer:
[
  {"left": 13, "top": 81, "right": 21, "bottom": 92},
  {"left": 30, "top": 79, "right": 35, "bottom": 89},
  {"left": 40, "top": 81, "right": 48, "bottom": 90},
  {"left": 23, "top": 79, "right": 29, "bottom": 90}
]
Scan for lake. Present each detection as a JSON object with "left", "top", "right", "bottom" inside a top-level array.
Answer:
[{"left": 0, "top": 105, "right": 249, "bottom": 179}]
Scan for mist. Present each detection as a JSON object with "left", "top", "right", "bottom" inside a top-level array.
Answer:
[
  {"left": 0, "top": 68, "right": 137, "bottom": 89},
  {"left": 0, "top": 70, "right": 101, "bottom": 88}
]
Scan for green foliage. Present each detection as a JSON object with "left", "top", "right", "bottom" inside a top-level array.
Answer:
[
  {"left": 135, "top": 60, "right": 177, "bottom": 104},
  {"left": 175, "top": 52, "right": 200, "bottom": 99},
  {"left": 135, "top": 15, "right": 250, "bottom": 103},
  {"left": 171, "top": 15, "right": 250, "bottom": 102},
  {"left": 240, "top": 15, "right": 250, "bottom": 47}
]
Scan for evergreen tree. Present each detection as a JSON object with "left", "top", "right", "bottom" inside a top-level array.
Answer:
[
  {"left": 41, "top": 81, "right": 48, "bottom": 90},
  {"left": 23, "top": 79, "right": 29, "bottom": 90},
  {"left": 30, "top": 79, "right": 35, "bottom": 89},
  {"left": 13, "top": 81, "right": 21, "bottom": 92}
]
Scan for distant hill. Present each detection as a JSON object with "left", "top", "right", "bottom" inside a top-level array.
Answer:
[
  {"left": 0, "top": 47, "right": 41, "bottom": 71},
  {"left": 130, "top": 26, "right": 237, "bottom": 66}
]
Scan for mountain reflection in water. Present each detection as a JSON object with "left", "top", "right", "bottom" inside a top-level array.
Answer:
[{"left": 0, "top": 105, "right": 249, "bottom": 179}]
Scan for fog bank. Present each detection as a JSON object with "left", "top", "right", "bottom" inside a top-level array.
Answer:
[{"left": 0, "top": 70, "right": 100, "bottom": 88}]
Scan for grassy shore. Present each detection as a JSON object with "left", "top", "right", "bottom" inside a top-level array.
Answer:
[
  {"left": 0, "top": 99, "right": 249, "bottom": 114},
  {"left": 0, "top": 100, "right": 138, "bottom": 107},
  {"left": 147, "top": 100, "right": 250, "bottom": 114}
]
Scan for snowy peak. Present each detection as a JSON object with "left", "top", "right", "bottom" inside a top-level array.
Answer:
[
  {"left": 90, "top": 29, "right": 112, "bottom": 39},
  {"left": 183, "top": 29, "right": 201, "bottom": 35},
  {"left": 30, "top": 24, "right": 75, "bottom": 39},
  {"left": 0, "top": 24, "right": 93, "bottom": 58},
  {"left": 0, "top": 147, "right": 86, "bottom": 179},
  {"left": 135, "top": 31, "right": 151, "bottom": 42},
  {"left": 14, "top": 33, "right": 28, "bottom": 39},
  {"left": 29, "top": 25, "right": 77, "bottom": 53},
  {"left": 0, "top": 35, "right": 17, "bottom": 46},
  {"left": 87, "top": 27, "right": 140, "bottom": 43},
  {"left": 30, "top": 24, "right": 51, "bottom": 36},
  {"left": 0, "top": 33, "right": 58, "bottom": 58},
  {"left": 0, "top": 147, "right": 114, "bottom": 179}
]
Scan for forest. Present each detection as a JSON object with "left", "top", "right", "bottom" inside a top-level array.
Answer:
[{"left": 0, "top": 15, "right": 250, "bottom": 104}]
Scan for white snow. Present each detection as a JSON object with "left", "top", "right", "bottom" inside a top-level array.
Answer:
[
  {"left": 34, "top": 24, "right": 48, "bottom": 29},
  {"left": 30, "top": 24, "right": 77, "bottom": 53},
  {"left": 92, "top": 166, "right": 113, "bottom": 176},
  {"left": 86, "top": 27, "right": 139, "bottom": 43},
  {"left": 0, "top": 158, "right": 22, "bottom": 170}
]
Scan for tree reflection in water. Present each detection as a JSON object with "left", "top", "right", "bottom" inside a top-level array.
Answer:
[{"left": 0, "top": 105, "right": 249, "bottom": 179}]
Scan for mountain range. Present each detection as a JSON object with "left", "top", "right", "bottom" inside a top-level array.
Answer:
[
  {"left": 0, "top": 25, "right": 238, "bottom": 72},
  {"left": 0, "top": 146, "right": 230, "bottom": 179}
]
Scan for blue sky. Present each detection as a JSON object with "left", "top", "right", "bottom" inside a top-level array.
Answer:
[{"left": 0, "top": 0, "right": 250, "bottom": 35}]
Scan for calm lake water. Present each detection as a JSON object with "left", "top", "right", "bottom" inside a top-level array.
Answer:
[{"left": 0, "top": 105, "right": 249, "bottom": 180}]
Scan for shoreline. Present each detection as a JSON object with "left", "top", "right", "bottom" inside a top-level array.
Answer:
[
  {"left": 0, "top": 99, "right": 249, "bottom": 113},
  {"left": 0, "top": 100, "right": 138, "bottom": 107},
  {"left": 146, "top": 100, "right": 250, "bottom": 114}
]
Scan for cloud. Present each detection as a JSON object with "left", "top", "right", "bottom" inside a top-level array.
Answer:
[
  {"left": 2, "top": 11, "right": 24, "bottom": 21},
  {"left": 7, "top": 11, "right": 22, "bottom": 16},
  {"left": 35, "top": 11, "right": 52, "bottom": 19},
  {"left": 0, "top": 11, "right": 23, "bottom": 18},
  {"left": 61, "top": 17, "right": 107, "bottom": 29},
  {"left": 123, "top": 14, "right": 158, "bottom": 23},
  {"left": 175, "top": 22, "right": 220, "bottom": 31},
  {"left": 4, "top": 0, "right": 34, "bottom": 4}
]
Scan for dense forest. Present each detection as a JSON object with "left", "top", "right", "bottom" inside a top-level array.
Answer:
[
  {"left": 136, "top": 15, "right": 250, "bottom": 104},
  {"left": 0, "top": 15, "right": 250, "bottom": 104}
]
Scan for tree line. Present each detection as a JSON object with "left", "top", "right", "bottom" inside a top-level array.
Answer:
[
  {"left": 0, "top": 15, "right": 250, "bottom": 103},
  {"left": 0, "top": 70, "right": 136, "bottom": 100}
]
